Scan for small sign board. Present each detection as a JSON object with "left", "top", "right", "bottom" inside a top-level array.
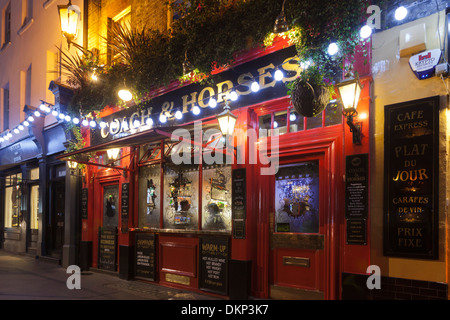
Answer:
[
  {"left": 199, "top": 236, "right": 229, "bottom": 295},
  {"left": 98, "top": 226, "right": 117, "bottom": 271},
  {"left": 135, "top": 233, "right": 156, "bottom": 281}
]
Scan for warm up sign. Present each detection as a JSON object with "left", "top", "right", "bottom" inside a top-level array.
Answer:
[{"left": 384, "top": 96, "right": 440, "bottom": 259}]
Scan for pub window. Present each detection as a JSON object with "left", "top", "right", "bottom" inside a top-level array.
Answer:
[
  {"left": 258, "top": 104, "right": 342, "bottom": 137},
  {"left": 202, "top": 166, "right": 232, "bottom": 231},
  {"left": 274, "top": 162, "right": 319, "bottom": 233},
  {"left": 138, "top": 164, "right": 161, "bottom": 229},
  {"left": 4, "top": 173, "right": 22, "bottom": 228},
  {"left": 163, "top": 164, "right": 199, "bottom": 230}
]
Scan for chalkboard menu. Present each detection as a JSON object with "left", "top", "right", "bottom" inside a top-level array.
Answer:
[
  {"left": 384, "top": 96, "right": 439, "bottom": 259},
  {"left": 81, "top": 188, "right": 88, "bottom": 219},
  {"left": 232, "top": 169, "right": 246, "bottom": 239},
  {"left": 199, "top": 236, "right": 229, "bottom": 295},
  {"left": 135, "top": 233, "right": 156, "bottom": 281},
  {"left": 98, "top": 226, "right": 117, "bottom": 271}
]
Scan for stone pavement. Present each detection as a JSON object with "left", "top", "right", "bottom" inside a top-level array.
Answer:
[{"left": 0, "top": 250, "right": 220, "bottom": 300}]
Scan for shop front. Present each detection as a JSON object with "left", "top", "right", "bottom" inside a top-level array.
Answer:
[{"left": 59, "top": 39, "right": 371, "bottom": 299}]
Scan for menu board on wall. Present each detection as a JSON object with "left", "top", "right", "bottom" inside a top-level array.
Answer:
[
  {"left": 345, "top": 154, "right": 369, "bottom": 219},
  {"left": 199, "top": 236, "right": 229, "bottom": 295},
  {"left": 232, "top": 169, "right": 246, "bottom": 239},
  {"left": 98, "top": 226, "right": 117, "bottom": 271},
  {"left": 135, "top": 233, "right": 156, "bottom": 281},
  {"left": 384, "top": 96, "right": 439, "bottom": 260}
]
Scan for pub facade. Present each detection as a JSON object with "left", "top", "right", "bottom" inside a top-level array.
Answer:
[
  {"left": 57, "top": 0, "right": 450, "bottom": 300},
  {"left": 60, "top": 31, "right": 372, "bottom": 299}
]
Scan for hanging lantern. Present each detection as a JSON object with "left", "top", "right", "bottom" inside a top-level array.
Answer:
[{"left": 216, "top": 102, "right": 238, "bottom": 137}]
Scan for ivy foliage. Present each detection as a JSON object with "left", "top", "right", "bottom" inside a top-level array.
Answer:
[{"left": 62, "top": 0, "right": 369, "bottom": 117}]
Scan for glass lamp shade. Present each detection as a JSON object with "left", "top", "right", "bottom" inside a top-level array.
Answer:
[
  {"left": 217, "top": 109, "right": 238, "bottom": 137},
  {"left": 337, "top": 78, "right": 362, "bottom": 115},
  {"left": 107, "top": 148, "right": 121, "bottom": 161},
  {"left": 67, "top": 161, "right": 78, "bottom": 169},
  {"left": 58, "top": 2, "right": 81, "bottom": 43}
]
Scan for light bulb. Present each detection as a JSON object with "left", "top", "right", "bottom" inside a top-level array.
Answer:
[
  {"left": 90, "top": 120, "right": 97, "bottom": 128},
  {"left": 18, "top": 125, "right": 24, "bottom": 131},
  {"left": 395, "top": 6, "right": 407, "bottom": 21},
  {"left": 274, "top": 69, "right": 284, "bottom": 81},
  {"left": 146, "top": 118, "right": 153, "bottom": 126},
  {"left": 73, "top": 118, "right": 80, "bottom": 125},
  {"left": 34, "top": 111, "right": 41, "bottom": 117},
  {"left": 360, "top": 25, "right": 372, "bottom": 39},
  {"left": 52, "top": 110, "right": 58, "bottom": 117},
  {"left": 82, "top": 119, "right": 89, "bottom": 127},
  {"left": 59, "top": 114, "right": 65, "bottom": 120},
  {"left": 290, "top": 113, "right": 297, "bottom": 121},
  {"left": 273, "top": 121, "right": 278, "bottom": 129},
  {"left": 23, "top": 121, "right": 30, "bottom": 127},
  {"left": 228, "top": 91, "right": 238, "bottom": 101},
  {"left": 65, "top": 115, "right": 71, "bottom": 122},
  {"left": 175, "top": 110, "right": 183, "bottom": 120},
  {"left": 328, "top": 42, "right": 339, "bottom": 56},
  {"left": 209, "top": 97, "right": 217, "bottom": 108},
  {"left": 39, "top": 103, "right": 47, "bottom": 111},
  {"left": 251, "top": 81, "right": 260, "bottom": 92},
  {"left": 100, "top": 121, "right": 107, "bottom": 128},
  {"left": 28, "top": 116, "right": 35, "bottom": 122},
  {"left": 160, "top": 114, "right": 167, "bottom": 123},
  {"left": 192, "top": 106, "right": 201, "bottom": 115},
  {"left": 14, "top": 128, "right": 20, "bottom": 134},
  {"left": 133, "top": 119, "right": 140, "bottom": 128}
]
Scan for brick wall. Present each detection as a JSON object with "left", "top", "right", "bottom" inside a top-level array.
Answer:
[{"left": 342, "top": 273, "right": 448, "bottom": 300}]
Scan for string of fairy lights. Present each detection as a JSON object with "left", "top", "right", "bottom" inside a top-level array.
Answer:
[
  {"left": 0, "top": 17, "right": 375, "bottom": 145},
  {"left": 0, "top": 56, "right": 310, "bottom": 145}
]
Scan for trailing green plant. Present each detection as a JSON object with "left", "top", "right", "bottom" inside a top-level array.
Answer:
[{"left": 60, "top": 0, "right": 369, "bottom": 116}]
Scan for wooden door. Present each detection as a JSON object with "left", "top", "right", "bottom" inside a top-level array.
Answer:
[{"left": 269, "top": 154, "right": 327, "bottom": 300}]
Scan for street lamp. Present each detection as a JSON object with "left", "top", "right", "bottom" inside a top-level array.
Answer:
[
  {"left": 337, "top": 77, "right": 362, "bottom": 144},
  {"left": 58, "top": 0, "right": 81, "bottom": 48},
  {"left": 216, "top": 101, "right": 238, "bottom": 137}
]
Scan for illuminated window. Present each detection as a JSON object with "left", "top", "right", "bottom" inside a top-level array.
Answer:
[
  {"left": 274, "top": 162, "right": 319, "bottom": 233},
  {"left": 107, "top": 7, "right": 131, "bottom": 65},
  {"left": 4, "top": 173, "right": 22, "bottom": 228}
]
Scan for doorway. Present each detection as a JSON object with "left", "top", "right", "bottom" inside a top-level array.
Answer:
[
  {"left": 269, "top": 155, "right": 328, "bottom": 300},
  {"left": 46, "top": 180, "right": 65, "bottom": 258}
]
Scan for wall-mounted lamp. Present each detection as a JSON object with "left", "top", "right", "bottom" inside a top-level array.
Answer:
[
  {"left": 337, "top": 77, "right": 362, "bottom": 145},
  {"left": 216, "top": 101, "right": 238, "bottom": 137},
  {"left": 107, "top": 148, "right": 121, "bottom": 162},
  {"left": 67, "top": 160, "right": 78, "bottom": 169},
  {"left": 58, "top": 0, "right": 81, "bottom": 48}
]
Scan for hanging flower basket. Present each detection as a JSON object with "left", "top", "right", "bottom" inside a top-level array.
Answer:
[{"left": 290, "top": 78, "right": 329, "bottom": 118}]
